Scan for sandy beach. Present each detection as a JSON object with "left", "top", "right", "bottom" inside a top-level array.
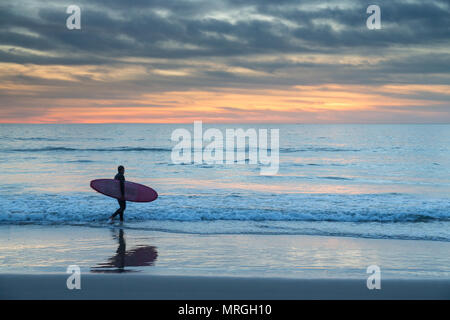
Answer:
[{"left": 1, "top": 274, "right": 449, "bottom": 299}]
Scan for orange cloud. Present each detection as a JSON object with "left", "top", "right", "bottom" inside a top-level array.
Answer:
[{"left": 1, "top": 83, "right": 448, "bottom": 123}]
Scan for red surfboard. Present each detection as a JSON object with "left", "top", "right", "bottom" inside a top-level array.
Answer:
[{"left": 90, "top": 179, "right": 158, "bottom": 203}]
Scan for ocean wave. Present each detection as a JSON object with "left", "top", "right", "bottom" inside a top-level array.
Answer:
[
  {"left": 66, "top": 160, "right": 95, "bottom": 163},
  {"left": 7, "top": 137, "right": 60, "bottom": 142},
  {"left": 2, "top": 145, "right": 361, "bottom": 154},
  {"left": 319, "top": 176, "right": 353, "bottom": 181},
  {"left": 0, "top": 193, "right": 449, "bottom": 242},
  {"left": 2, "top": 137, "right": 113, "bottom": 142},
  {"left": 0, "top": 193, "right": 448, "bottom": 224},
  {"left": 279, "top": 147, "right": 361, "bottom": 153},
  {"left": 4, "top": 146, "right": 173, "bottom": 152}
]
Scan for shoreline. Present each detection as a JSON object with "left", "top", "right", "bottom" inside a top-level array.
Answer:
[
  {"left": 2, "top": 220, "right": 450, "bottom": 243},
  {"left": 1, "top": 274, "right": 449, "bottom": 299}
]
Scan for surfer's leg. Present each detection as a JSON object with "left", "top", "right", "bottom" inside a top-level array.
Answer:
[
  {"left": 119, "top": 200, "right": 126, "bottom": 221},
  {"left": 110, "top": 200, "right": 123, "bottom": 220},
  {"left": 111, "top": 209, "right": 120, "bottom": 218},
  {"left": 110, "top": 211, "right": 119, "bottom": 220}
]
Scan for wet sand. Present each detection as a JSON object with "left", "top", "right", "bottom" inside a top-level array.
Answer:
[{"left": 1, "top": 225, "right": 450, "bottom": 279}]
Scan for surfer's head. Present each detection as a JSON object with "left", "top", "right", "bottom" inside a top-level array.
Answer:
[{"left": 118, "top": 165, "right": 125, "bottom": 174}]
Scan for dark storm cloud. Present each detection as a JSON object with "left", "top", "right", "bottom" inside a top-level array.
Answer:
[{"left": 1, "top": 0, "right": 449, "bottom": 63}]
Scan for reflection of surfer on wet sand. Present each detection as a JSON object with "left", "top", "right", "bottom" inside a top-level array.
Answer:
[{"left": 91, "top": 228, "right": 158, "bottom": 273}]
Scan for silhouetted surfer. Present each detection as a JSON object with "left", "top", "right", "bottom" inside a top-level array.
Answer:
[{"left": 109, "top": 165, "right": 126, "bottom": 221}]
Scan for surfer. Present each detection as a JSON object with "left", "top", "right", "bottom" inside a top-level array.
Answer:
[{"left": 109, "top": 165, "right": 126, "bottom": 221}]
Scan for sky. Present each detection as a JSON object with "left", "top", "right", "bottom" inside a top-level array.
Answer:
[{"left": 0, "top": 0, "right": 449, "bottom": 123}]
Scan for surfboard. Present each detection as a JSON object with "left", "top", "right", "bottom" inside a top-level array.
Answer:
[{"left": 90, "top": 179, "right": 158, "bottom": 203}]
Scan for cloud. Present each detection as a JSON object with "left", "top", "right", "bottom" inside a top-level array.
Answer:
[{"left": 0, "top": 0, "right": 449, "bottom": 122}]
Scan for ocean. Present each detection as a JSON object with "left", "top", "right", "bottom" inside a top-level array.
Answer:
[{"left": 0, "top": 124, "right": 449, "bottom": 242}]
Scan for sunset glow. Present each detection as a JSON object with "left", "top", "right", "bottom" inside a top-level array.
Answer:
[{"left": 0, "top": 0, "right": 449, "bottom": 123}]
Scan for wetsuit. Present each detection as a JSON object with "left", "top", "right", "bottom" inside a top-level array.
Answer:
[{"left": 111, "top": 172, "right": 126, "bottom": 221}]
